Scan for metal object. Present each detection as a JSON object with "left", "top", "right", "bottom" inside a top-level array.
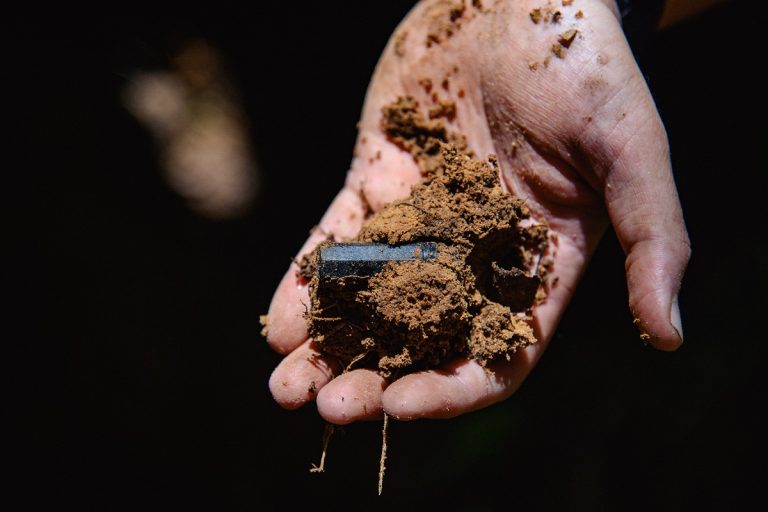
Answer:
[
  {"left": 317, "top": 241, "right": 538, "bottom": 311},
  {"left": 318, "top": 242, "right": 438, "bottom": 279}
]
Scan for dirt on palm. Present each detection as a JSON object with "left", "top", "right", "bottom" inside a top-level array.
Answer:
[{"left": 300, "top": 96, "right": 549, "bottom": 378}]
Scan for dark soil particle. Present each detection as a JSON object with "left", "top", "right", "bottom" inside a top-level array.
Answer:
[
  {"left": 559, "top": 29, "right": 578, "bottom": 47},
  {"left": 551, "top": 43, "right": 565, "bottom": 59},
  {"left": 428, "top": 99, "right": 457, "bottom": 121},
  {"left": 302, "top": 97, "right": 549, "bottom": 378}
]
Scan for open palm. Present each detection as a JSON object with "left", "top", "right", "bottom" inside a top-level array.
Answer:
[{"left": 265, "top": 0, "right": 689, "bottom": 423}]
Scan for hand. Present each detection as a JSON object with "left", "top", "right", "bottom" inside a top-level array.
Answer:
[{"left": 265, "top": 0, "right": 690, "bottom": 423}]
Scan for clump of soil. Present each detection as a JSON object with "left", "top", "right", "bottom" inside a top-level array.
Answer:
[
  {"left": 528, "top": 2, "right": 584, "bottom": 68},
  {"left": 424, "top": 0, "right": 467, "bottom": 48},
  {"left": 301, "top": 97, "right": 549, "bottom": 378}
]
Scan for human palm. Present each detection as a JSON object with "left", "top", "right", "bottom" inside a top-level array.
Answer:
[{"left": 266, "top": 0, "right": 689, "bottom": 423}]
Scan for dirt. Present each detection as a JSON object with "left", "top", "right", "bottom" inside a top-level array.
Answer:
[
  {"left": 423, "top": 0, "right": 487, "bottom": 48},
  {"left": 394, "top": 30, "right": 408, "bottom": 57},
  {"left": 531, "top": 2, "right": 582, "bottom": 26},
  {"left": 428, "top": 99, "right": 457, "bottom": 121},
  {"left": 528, "top": 3, "right": 583, "bottom": 64},
  {"left": 559, "top": 29, "right": 578, "bottom": 47},
  {"left": 378, "top": 95, "right": 469, "bottom": 175},
  {"left": 259, "top": 314, "right": 269, "bottom": 337},
  {"left": 300, "top": 97, "right": 549, "bottom": 378}
]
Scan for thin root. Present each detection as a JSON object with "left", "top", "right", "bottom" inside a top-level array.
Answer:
[
  {"left": 396, "top": 201, "right": 440, "bottom": 225},
  {"left": 309, "top": 423, "right": 335, "bottom": 473},
  {"left": 378, "top": 413, "right": 389, "bottom": 496},
  {"left": 344, "top": 351, "right": 370, "bottom": 373}
]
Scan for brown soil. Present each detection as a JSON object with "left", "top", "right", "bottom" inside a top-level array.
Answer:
[
  {"left": 428, "top": 99, "right": 457, "bottom": 121},
  {"left": 528, "top": 3, "right": 584, "bottom": 64},
  {"left": 424, "top": 0, "right": 467, "bottom": 47},
  {"left": 559, "top": 29, "right": 578, "bottom": 47},
  {"left": 551, "top": 43, "right": 565, "bottom": 59},
  {"left": 301, "top": 97, "right": 549, "bottom": 378}
]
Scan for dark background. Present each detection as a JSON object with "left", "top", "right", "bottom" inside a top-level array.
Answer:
[{"left": 11, "top": 1, "right": 766, "bottom": 509}]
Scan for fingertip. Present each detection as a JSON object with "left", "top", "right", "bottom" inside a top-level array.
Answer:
[
  {"left": 631, "top": 294, "right": 683, "bottom": 352},
  {"left": 624, "top": 234, "right": 688, "bottom": 352},
  {"left": 646, "top": 322, "right": 683, "bottom": 351},
  {"left": 649, "top": 327, "right": 683, "bottom": 352},
  {"left": 316, "top": 369, "right": 386, "bottom": 425},
  {"left": 268, "top": 341, "right": 336, "bottom": 410},
  {"left": 268, "top": 367, "right": 308, "bottom": 410}
]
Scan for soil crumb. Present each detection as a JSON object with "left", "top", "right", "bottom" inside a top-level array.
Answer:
[
  {"left": 559, "top": 29, "right": 578, "bottom": 47},
  {"left": 551, "top": 43, "right": 566, "bottom": 59},
  {"left": 302, "top": 97, "right": 549, "bottom": 378},
  {"left": 423, "top": 0, "right": 475, "bottom": 48},
  {"left": 428, "top": 99, "right": 457, "bottom": 121},
  {"left": 530, "top": 2, "right": 577, "bottom": 25},
  {"left": 379, "top": 96, "right": 469, "bottom": 175},
  {"left": 394, "top": 31, "right": 408, "bottom": 57}
]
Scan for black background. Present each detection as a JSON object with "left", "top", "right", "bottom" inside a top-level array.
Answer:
[{"left": 11, "top": 1, "right": 767, "bottom": 509}]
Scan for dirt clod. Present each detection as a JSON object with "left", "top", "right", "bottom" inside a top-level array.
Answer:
[
  {"left": 424, "top": 0, "right": 468, "bottom": 48},
  {"left": 559, "top": 29, "right": 578, "bottom": 47},
  {"left": 302, "top": 97, "right": 549, "bottom": 378},
  {"left": 428, "top": 99, "right": 457, "bottom": 121},
  {"left": 551, "top": 43, "right": 566, "bottom": 58}
]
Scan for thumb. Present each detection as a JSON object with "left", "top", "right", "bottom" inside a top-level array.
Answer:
[{"left": 588, "top": 79, "right": 691, "bottom": 350}]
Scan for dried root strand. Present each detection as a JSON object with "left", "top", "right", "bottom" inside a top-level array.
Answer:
[
  {"left": 309, "top": 423, "right": 335, "bottom": 473},
  {"left": 344, "top": 351, "right": 370, "bottom": 373},
  {"left": 378, "top": 413, "right": 389, "bottom": 496}
]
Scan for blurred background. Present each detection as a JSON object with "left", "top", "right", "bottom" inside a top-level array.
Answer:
[{"left": 11, "top": 1, "right": 766, "bottom": 509}]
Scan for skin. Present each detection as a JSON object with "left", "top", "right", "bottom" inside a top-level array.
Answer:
[{"left": 266, "top": 0, "right": 691, "bottom": 424}]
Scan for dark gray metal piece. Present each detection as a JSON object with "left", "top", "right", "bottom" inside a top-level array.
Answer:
[{"left": 318, "top": 242, "right": 438, "bottom": 279}]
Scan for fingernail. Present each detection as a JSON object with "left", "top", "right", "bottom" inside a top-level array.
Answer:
[{"left": 670, "top": 295, "right": 683, "bottom": 342}]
